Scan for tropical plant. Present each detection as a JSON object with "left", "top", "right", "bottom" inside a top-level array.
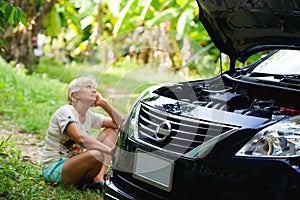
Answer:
[
  {"left": 38, "top": 0, "right": 219, "bottom": 77},
  {"left": 0, "top": 0, "right": 27, "bottom": 57},
  {"left": 0, "top": 0, "right": 56, "bottom": 72},
  {"left": 1, "top": 0, "right": 219, "bottom": 77},
  {"left": 88, "top": 0, "right": 218, "bottom": 78}
]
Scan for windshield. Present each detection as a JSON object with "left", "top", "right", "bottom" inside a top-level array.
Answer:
[{"left": 252, "top": 50, "right": 300, "bottom": 75}]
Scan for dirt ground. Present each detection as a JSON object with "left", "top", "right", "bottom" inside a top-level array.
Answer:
[{"left": 1, "top": 129, "right": 43, "bottom": 164}]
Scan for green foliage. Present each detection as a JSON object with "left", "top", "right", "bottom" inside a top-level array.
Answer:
[
  {"left": 0, "top": 0, "right": 28, "bottom": 57},
  {"left": 0, "top": 134, "right": 19, "bottom": 158},
  {"left": 42, "top": 0, "right": 99, "bottom": 60},
  {"left": 39, "top": 0, "right": 220, "bottom": 70},
  {"left": 0, "top": 0, "right": 27, "bottom": 27},
  {"left": 33, "top": 57, "right": 79, "bottom": 84},
  {"left": 113, "top": 0, "right": 138, "bottom": 34},
  {"left": 44, "top": 7, "right": 62, "bottom": 37},
  {"left": 0, "top": 60, "right": 66, "bottom": 134},
  {"left": 146, "top": 8, "right": 178, "bottom": 27},
  {"left": 113, "top": 0, "right": 209, "bottom": 43}
]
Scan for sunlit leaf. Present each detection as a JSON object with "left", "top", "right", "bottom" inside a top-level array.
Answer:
[
  {"left": 176, "top": 8, "right": 194, "bottom": 39},
  {"left": 13, "top": 6, "right": 21, "bottom": 24},
  {"left": 140, "top": 0, "right": 152, "bottom": 21},
  {"left": 16, "top": 7, "right": 28, "bottom": 28},
  {"left": 4, "top": 2, "right": 13, "bottom": 22},
  {"left": 44, "top": 8, "right": 62, "bottom": 37},
  {"left": 146, "top": 8, "right": 178, "bottom": 27},
  {"left": 176, "top": 0, "right": 186, "bottom": 6},
  {"left": 0, "top": 0, "right": 7, "bottom": 13},
  {"left": 113, "top": 0, "right": 138, "bottom": 34}
]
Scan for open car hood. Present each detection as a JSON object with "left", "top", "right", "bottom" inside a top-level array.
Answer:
[{"left": 196, "top": 0, "right": 300, "bottom": 64}]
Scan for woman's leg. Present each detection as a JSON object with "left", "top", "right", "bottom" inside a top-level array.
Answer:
[
  {"left": 62, "top": 150, "right": 104, "bottom": 184},
  {"left": 94, "top": 127, "right": 117, "bottom": 183}
]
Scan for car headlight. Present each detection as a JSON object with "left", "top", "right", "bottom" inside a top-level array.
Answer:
[
  {"left": 126, "top": 86, "right": 157, "bottom": 138},
  {"left": 236, "top": 115, "right": 300, "bottom": 157}
]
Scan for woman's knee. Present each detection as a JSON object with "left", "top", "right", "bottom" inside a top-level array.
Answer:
[
  {"left": 97, "top": 128, "right": 117, "bottom": 142},
  {"left": 103, "top": 127, "right": 117, "bottom": 135},
  {"left": 88, "top": 149, "right": 105, "bottom": 163},
  {"left": 89, "top": 149, "right": 111, "bottom": 166}
]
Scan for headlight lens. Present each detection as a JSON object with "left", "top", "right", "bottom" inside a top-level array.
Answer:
[
  {"left": 236, "top": 115, "right": 300, "bottom": 157},
  {"left": 126, "top": 87, "right": 154, "bottom": 138},
  {"left": 128, "top": 103, "right": 140, "bottom": 138}
]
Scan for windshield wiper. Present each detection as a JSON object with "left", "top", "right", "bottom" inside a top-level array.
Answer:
[
  {"left": 277, "top": 75, "right": 300, "bottom": 84},
  {"left": 273, "top": 74, "right": 300, "bottom": 79},
  {"left": 250, "top": 72, "right": 300, "bottom": 84},
  {"left": 250, "top": 72, "right": 300, "bottom": 78}
]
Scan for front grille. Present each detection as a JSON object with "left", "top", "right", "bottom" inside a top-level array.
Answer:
[{"left": 137, "top": 104, "right": 237, "bottom": 154}]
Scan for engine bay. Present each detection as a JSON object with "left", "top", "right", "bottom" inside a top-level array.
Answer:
[{"left": 153, "top": 73, "right": 300, "bottom": 120}]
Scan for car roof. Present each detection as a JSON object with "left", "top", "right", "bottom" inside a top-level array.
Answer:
[{"left": 196, "top": 0, "right": 300, "bottom": 66}]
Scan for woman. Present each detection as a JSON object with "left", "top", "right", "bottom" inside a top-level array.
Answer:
[{"left": 41, "top": 76, "right": 124, "bottom": 191}]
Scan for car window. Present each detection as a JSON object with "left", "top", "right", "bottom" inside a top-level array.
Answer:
[{"left": 252, "top": 50, "right": 300, "bottom": 75}]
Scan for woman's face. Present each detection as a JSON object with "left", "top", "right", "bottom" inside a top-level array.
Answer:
[{"left": 75, "top": 81, "right": 97, "bottom": 105}]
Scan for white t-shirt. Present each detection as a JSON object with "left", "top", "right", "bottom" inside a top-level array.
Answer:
[{"left": 41, "top": 104, "right": 104, "bottom": 169}]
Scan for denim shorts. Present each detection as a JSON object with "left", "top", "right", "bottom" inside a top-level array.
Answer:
[{"left": 42, "top": 157, "right": 68, "bottom": 184}]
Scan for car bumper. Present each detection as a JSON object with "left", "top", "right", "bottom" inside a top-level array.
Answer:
[
  {"left": 104, "top": 175, "right": 300, "bottom": 200},
  {"left": 104, "top": 177, "right": 134, "bottom": 200},
  {"left": 104, "top": 171, "right": 171, "bottom": 200}
]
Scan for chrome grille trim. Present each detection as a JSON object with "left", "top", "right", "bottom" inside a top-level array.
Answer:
[{"left": 137, "top": 103, "right": 239, "bottom": 155}]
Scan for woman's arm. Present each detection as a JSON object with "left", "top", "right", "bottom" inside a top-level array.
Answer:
[
  {"left": 65, "top": 122, "right": 113, "bottom": 154},
  {"left": 95, "top": 92, "right": 124, "bottom": 128}
]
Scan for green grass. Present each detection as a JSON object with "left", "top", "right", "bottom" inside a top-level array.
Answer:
[
  {"left": 0, "top": 134, "right": 103, "bottom": 199},
  {"left": 0, "top": 61, "right": 67, "bottom": 134}
]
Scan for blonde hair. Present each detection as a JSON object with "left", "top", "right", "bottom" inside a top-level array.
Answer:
[{"left": 67, "top": 76, "right": 97, "bottom": 105}]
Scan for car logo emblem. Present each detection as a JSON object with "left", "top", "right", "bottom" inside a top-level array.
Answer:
[{"left": 155, "top": 121, "right": 172, "bottom": 141}]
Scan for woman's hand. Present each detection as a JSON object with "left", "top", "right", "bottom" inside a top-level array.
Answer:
[
  {"left": 95, "top": 91, "right": 125, "bottom": 128},
  {"left": 95, "top": 92, "right": 107, "bottom": 107}
]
